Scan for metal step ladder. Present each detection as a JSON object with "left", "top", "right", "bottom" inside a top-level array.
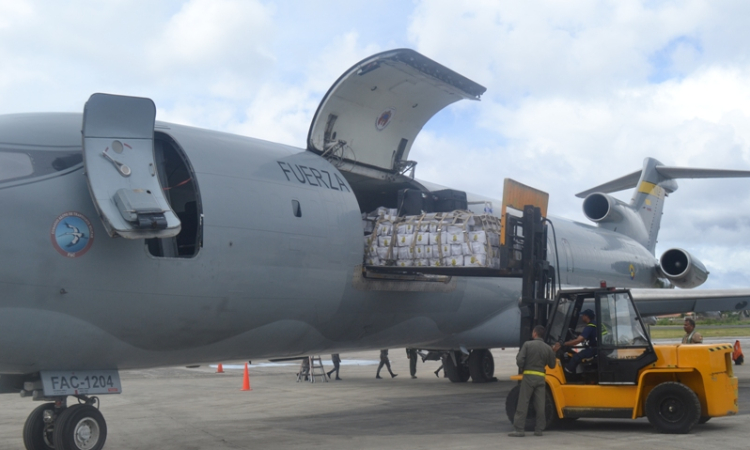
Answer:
[{"left": 296, "top": 356, "right": 328, "bottom": 383}]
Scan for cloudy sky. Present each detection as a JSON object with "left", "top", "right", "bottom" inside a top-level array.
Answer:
[{"left": 3, "top": 0, "right": 750, "bottom": 289}]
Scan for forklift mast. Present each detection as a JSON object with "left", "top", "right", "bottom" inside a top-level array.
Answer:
[{"left": 516, "top": 204, "right": 554, "bottom": 347}]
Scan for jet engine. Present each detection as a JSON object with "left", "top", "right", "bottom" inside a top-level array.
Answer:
[
  {"left": 582, "top": 193, "right": 649, "bottom": 244},
  {"left": 659, "top": 248, "right": 709, "bottom": 289}
]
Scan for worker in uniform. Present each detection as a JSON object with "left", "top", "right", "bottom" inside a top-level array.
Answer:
[
  {"left": 376, "top": 349, "right": 398, "bottom": 379},
  {"left": 682, "top": 317, "right": 703, "bottom": 344},
  {"left": 406, "top": 348, "right": 419, "bottom": 379},
  {"left": 509, "top": 325, "right": 557, "bottom": 437},
  {"left": 327, "top": 353, "right": 342, "bottom": 380},
  {"left": 553, "top": 309, "right": 597, "bottom": 374}
]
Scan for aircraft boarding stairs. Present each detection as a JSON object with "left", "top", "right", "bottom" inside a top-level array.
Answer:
[{"left": 296, "top": 356, "right": 328, "bottom": 383}]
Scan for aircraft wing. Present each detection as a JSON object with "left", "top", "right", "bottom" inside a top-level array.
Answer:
[{"left": 632, "top": 288, "right": 750, "bottom": 316}]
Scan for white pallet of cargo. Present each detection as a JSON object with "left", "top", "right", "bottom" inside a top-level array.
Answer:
[
  {"left": 467, "top": 230, "right": 487, "bottom": 244},
  {"left": 435, "top": 244, "right": 450, "bottom": 257},
  {"left": 378, "top": 236, "right": 392, "bottom": 247},
  {"left": 397, "top": 247, "right": 415, "bottom": 259},
  {"left": 429, "top": 232, "right": 443, "bottom": 245},
  {"left": 396, "top": 234, "right": 414, "bottom": 247},
  {"left": 397, "top": 223, "right": 416, "bottom": 235},
  {"left": 464, "top": 254, "right": 488, "bottom": 267},
  {"left": 414, "top": 231, "right": 430, "bottom": 245},
  {"left": 376, "top": 222, "right": 392, "bottom": 236},
  {"left": 443, "top": 256, "right": 464, "bottom": 267},
  {"left": 444, "top": 231, "right": 465, "bottom": 244}
]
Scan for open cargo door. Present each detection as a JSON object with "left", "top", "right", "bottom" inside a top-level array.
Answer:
[
  {"left": 82, "top": 93, "right": 180, "bottom": 239},
  {"left": 308, "top": 49, "right": 486, "bottom": 175}
]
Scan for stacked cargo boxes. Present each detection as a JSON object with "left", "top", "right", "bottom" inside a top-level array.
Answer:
[{"left": 363, "top": 207, "right": 501, "bottom": 269}]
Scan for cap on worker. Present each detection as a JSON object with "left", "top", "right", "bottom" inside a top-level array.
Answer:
[{"left": 581, "top": 309, "right": 596, "bottom": 319}]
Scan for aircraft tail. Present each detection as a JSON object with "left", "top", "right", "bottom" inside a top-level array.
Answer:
[{"left": 576, "top": 157, "right": 750, "bottom": 254}]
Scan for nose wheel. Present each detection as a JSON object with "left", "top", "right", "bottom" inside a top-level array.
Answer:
[{"left": 23, "top": 397, "right": 107, "bottom": 450}]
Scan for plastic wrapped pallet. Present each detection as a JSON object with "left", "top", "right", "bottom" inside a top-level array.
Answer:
[
  {"left": 376, "top": 247, "right": 390, "bottom": 260},
  {"left": 413, "top": 231, "right": 430, "bottom": 245},
  {"left": 395, "top": 233, "right": 414, "bottom": 247},
  {"left": 363, "top": 207, "right": 502, "bottom": 269},
  {"left": 429, "top": 232, "right": 444, "bottom": 245},
  {"left": 443, "top": 256, "right": 464, "bottom": 267},
  {"left": 375, "top": 222, "right": 392, "bottom": 237},
  {"left": 397, "top": 247, "right": 415, "bottom": 260}
]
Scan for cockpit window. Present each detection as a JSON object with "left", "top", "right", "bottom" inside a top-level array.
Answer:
[
  {"left": 0, "top": 152, "right": 33, "bottom": 182},
  {"left": 0, "top": 149, "right": 82, "bottom": 185}
]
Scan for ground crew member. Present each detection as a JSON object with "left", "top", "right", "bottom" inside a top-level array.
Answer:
[
  {"left": 682, "top": 317, "right": 703, "bottom": 344},
  {"left": 376, "top": 349, "right": 398, "bottom": 379},
  {"left": 326, "top": 354, "right": 342, "bottom": 380},
  {"left": 406, "top": 348, "right": 419, "bottom": 379},
  {"left": 509, "top": 325, "right": 556, "bottom": 437},
  {"left": 552, "top": 309, "right": 597, "bottom": 374}
]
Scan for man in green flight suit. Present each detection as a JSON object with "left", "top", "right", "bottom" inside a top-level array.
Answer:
[{"left": 509, "top": 325, "right": 557, "bottom": 437}]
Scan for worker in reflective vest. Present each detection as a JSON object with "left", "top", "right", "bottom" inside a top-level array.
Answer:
[
  {"left": 509, "top": 325, "right": 557, "bottom": 437},
  {"left": 553, "top": 309, "right": 597, "bottom": 374}
]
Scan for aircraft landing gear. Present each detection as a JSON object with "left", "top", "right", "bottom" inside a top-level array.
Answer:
[
  {"left": 468, "top": 349, "right": 496, "bottom": 383},
  {"left": 23, "top": 396, "right": 107, "bottom": 450}
]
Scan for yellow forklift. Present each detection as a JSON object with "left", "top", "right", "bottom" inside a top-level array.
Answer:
[{"left": 506, "top": 287, "right": 739, "bottom": 434}]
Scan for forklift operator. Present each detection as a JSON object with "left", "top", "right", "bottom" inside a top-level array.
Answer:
[{"left": 552, "top": 309, "right": 597, "bottom": 374}]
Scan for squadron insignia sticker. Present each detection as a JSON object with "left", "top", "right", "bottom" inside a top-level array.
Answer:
[
  {"left": 375, "top": 108, "right": 395, "bottom": 131},
  {"left": 51, "top": 212, "right": 94, "bottom": 258},
  {"left": 629, "top": 264, "right": 636, "bottom": 280}
]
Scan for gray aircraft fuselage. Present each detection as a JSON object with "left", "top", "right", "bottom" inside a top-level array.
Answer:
[{"left": 0, "top": 112, "right": 661, "bottom": 375}]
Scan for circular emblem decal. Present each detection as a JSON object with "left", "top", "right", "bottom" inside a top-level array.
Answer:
[
  {"left": 51, "top": 212, "right": 95, "bottom": 258},
  {"left": 375, "top": 108, "right": 395, "bottom": 131}
]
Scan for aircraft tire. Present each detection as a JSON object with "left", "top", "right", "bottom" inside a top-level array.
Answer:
[
  {"left": 505, "top": 384, "right": 558, "bottom": 431},
  {"left": 468, "top": 349, "right": 495, "bottom": 383},
  {"left": 645, "top": 382, "right": 700, "bottom": 434},
  {"left": 442, "top": 351, "right": 470, "bottom": 383},
  {"left": 53, "top": 404, "right": 107, "bottom": 450},
  {"left": 22, "top": 402, "right": 56, "bottom": 450}
]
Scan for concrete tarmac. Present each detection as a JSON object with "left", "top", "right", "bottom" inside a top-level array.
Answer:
[{"left": 2, "top": 340, "right": 749, "bottom": 450}]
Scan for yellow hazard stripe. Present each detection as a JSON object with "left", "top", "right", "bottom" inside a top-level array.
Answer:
[
  {"left": 638, "top": 181, "right": 665, "bottom": 198},
  {"left": 523, "top": 370, "right": 546, "bottom": 377}
]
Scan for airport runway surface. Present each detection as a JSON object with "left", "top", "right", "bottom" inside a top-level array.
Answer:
[{"left": 2, "top": 339, "right": 749, "bottom": 450}]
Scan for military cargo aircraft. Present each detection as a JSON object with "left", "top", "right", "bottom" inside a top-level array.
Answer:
[{"left": 2, "top": 49, "right": 750, "bottom": 450}]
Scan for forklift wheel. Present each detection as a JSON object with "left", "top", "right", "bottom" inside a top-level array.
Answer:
[
  {"left": 505, "top": 384, "right": 558, "bottom": 431},
  {"left": 645, "top": 382, "right": 700, "bottom": 434}
]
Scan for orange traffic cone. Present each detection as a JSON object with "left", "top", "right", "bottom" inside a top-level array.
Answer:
[
  {"left": 216, "top": 363, "right": 224, "bottom": 373},
  {"left": 733, "top": 340, "right": 744, "bottom": 365},
  {"left": 241, "top": 362, "right": 252, "bottom": 391}
]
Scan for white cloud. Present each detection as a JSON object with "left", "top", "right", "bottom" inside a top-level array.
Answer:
[{"left": 148, "top": 0, "right": 276, "bottom": 77}]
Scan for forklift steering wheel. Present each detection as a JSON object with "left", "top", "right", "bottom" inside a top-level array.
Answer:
[{"left": 565, "top": 327, "right": 578, "bottom": 341}]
